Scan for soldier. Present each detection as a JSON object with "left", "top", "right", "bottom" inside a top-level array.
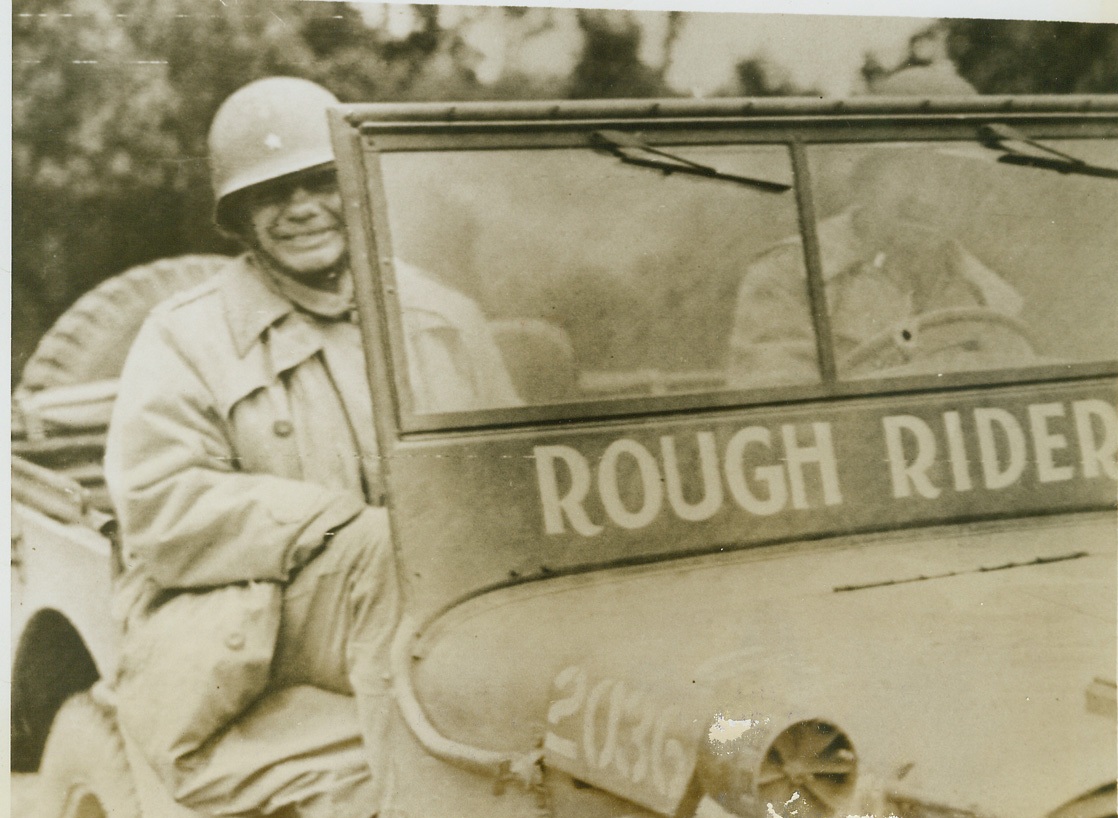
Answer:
[
  {"left": 105, "top": 77, "right": 515, "bottom": 818},
  {"left": 727, "top": 148, "right": 1025, "bottom": 387}
]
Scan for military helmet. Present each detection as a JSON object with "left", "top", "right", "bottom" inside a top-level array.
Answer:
[{"left": 208, "top": 77, "right": 340, "bottom": 230}]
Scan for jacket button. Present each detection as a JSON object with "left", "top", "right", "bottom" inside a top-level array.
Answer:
[
  {"left": 225, "top": 632, "right": 245, "bottom": 650},
  {"left": 273, "top": 420, "right": 294, "bottom": 438}
]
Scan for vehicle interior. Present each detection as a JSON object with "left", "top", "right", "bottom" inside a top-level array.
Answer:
[{"left": 373, "top": 129, "right": 1118, "bottom": 421}]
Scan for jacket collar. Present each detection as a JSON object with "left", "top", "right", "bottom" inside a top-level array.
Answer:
[{"left": 222, "top": 254, "right": 296, "bottom": 357}]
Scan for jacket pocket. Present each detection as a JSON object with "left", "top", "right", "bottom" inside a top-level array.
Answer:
[{"left": 115, "top": 581, "right": 284, "bottom": 790}]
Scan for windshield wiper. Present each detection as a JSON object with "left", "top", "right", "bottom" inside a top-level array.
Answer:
[
  {"left": 979, "top": 123, "right": 1118, "bottom": 180},
  {"left": 591, "top": 130, "right": 791, "bottom": 193}
]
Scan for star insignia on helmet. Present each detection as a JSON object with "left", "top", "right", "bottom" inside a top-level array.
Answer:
[{"left": 264, "top": 133, "right": 283, "bottom": 151}]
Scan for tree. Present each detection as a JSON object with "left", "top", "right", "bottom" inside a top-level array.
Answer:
[
  {"left": 11, "top": 1, "right": 683, "bottom": 383},
  {"left": 567, "top": 9, "right": 674, "bottom": 99},
  {"left": 11, "top": 0, "right": 485, "bottom": 383},
  {"left": 725, "top": 56, "right": 819, "bottom": 97},
  {"left": 859, "top": 24, "right": 977, "bottom": 97},
  {"left": 944, "top": 20, "right": 1118, "bottom": 94}
]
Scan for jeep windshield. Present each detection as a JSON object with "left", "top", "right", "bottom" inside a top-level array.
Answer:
[
  {"left": 331, "top": 100, "right": 1118, "bottom": 818},
  {"left": 353, "top": 108, "right": 1118, "bottom": 432}
]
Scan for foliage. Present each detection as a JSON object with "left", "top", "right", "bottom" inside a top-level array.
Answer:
[
  {"left": 11, "top": 1, "right": 686, "bottom": 383},
  {"left": 13, "top": 6, "right": 1118, "bottom": 384},
  {"left": 725, "top": 56, "right": 819, "bottom": 97},
  {"left": 567, "top": 10, "right": 672, "bottom": 99},
  {"left": 13, "top": 0, "right": 333, "bottom": 381},
  {"left": 944, "top": 20, "right": 1118, "bottom": 94}
]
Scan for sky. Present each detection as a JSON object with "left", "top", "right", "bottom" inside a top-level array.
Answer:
[
  {"left": 349, "top": 1, "right": 1116, "bottom": 97},
  {"left": 354, "top": 4, "right": 932, "bottom": 96},
  {"left": 662, "top": 12, "right": 934, "bottom": 96}
]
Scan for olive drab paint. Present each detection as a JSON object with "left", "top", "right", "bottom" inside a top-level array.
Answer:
[
  {"left": 883, "top": 400, "right": 1117, "bottom": 500},
  {"left": 535, "top": 397, "right": 1117, "bottom": 536},
  {"left": 534, "top": 421, "right": 843, "bottom": 536},
  {"left": 543, "top": 664, "right": 703, "bottom": 816},
  {"left": 380, "top": 380, "right": 1117, "bottom": 620}
]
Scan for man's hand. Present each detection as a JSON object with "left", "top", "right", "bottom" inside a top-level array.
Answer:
[
  {"left": 284, "top": 540, "right": 328, "bottom": 580},
  {"left": 286, "top": 506, "right": 388, "bottom": 581}
]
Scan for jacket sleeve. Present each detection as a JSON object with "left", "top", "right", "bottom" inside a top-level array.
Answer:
[
  {"left": 406, "top": 319, "right": 521, "bottom": 413},
  {"left": 105, "top": 317, "right": 366, "bottom": 590},
  {"left": 727, "top": 246, "right": 822, "bottom": 388},
  {"left": 397, "top": 264, "right": 521, "bottom": 412}
]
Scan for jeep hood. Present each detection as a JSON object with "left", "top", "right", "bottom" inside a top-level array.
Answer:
[{"left": 411, "top": 513, "right": 1116, "bottom": 817}]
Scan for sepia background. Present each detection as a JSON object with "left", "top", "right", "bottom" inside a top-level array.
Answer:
[
  {"left": 10, "top": 1, "right": 1118, "bottom": 389},
  {"left": 8, "top": 2, "right": 1118, "bottom": 814}
]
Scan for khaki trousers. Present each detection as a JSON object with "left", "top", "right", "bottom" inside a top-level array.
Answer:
[{"left": 177, "top": 509, "right": 399, "bottom": 818}]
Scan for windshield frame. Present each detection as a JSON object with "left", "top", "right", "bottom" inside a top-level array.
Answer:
[{"left": 331, "top": 102, "right": 1118, "bottom": 437}]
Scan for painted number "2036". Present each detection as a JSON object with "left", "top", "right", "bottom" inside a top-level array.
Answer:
[{"left": 543, "top": 665, "right": 694, "bottom": 805}]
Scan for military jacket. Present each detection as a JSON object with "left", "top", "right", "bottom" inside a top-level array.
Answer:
[
  {"left": 728, "top": 209, "right": 1023, "bottom": 387},
  {"left": 106, "top": 254, "right": 518, "bottom": 592}
]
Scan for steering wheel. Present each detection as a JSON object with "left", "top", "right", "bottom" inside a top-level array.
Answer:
[{"left": 839, "top": 306, "right": 1038, "bottom": 379}]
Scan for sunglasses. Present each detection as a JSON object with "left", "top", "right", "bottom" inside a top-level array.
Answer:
[{"left": 247, "top": 167, "right": 339, "bottom": 208}]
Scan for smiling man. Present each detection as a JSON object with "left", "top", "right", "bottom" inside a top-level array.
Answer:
[
  {"left": 104, "top": 77, "right": 515, "bottom": 818},
  {"left": 245, "top": 166, "right": 349, "bottom": 281},
  {"left": 104, "top": 76, "right": 393, "bottom": 818}
]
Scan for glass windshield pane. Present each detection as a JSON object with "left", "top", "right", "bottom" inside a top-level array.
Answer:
[
  {"left": 789, "top": 140, "right": 1118, "bottom": 381},
  {"left": 379, "top": 144, "right": 804, "bottom": 415}
]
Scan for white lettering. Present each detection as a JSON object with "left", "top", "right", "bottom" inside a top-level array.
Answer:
[
  {"left": 544, "top": 667, "right": 696, "bottom": 809},
  {"left": 724, "top": 427, "right": 787, "bottom": 516},
  {"left": 599, "top": 681, "right": 630, "bottom": 777},
  {"left": 534, "top": 445, "right": 603, "bottom": 536},
  {"left": 1028, "top": 403, "right": 1074, "bottom": 483},
  {"left": 883, "top": 415, "right": 941, "bottom": 499},
  {"left": 598, "top": 439, "right": 664, "bottom": 530},
  {"left": 1073, "top": 400, "right": 1118, "bottom": 480},
  {"left": 536, "top": 400, "right": 1111, "bottom": 538},
  {"left": 975, "top": 408, "right": 1027, "bottom": 490},
  {"left": 661, "top": 433, "right": 723, "bottom": 522},
  {"left": 626, "top": 688, "right": 652, "bottom": 784},
  {"left": 943, "top": 410, "right": 973, "bottom": 492},
  {"left": 545, "top": 666, "right": 587, "bottom": 760},
  {"left": 649, "top": 707, "right": 671, "bottom": 796},
  {"left": 650, "top": 706, "right": 688, "bottom": 798},
  {"left": 583, "top": 678, "right": 612, "bottom": 767},
  {"left": 781, "top": 422, "right": 843, "bottom": 508}
]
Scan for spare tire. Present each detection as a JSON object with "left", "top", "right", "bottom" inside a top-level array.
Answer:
[{"left": 18, "top": 255, "right": 231, "bottom": 393}]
